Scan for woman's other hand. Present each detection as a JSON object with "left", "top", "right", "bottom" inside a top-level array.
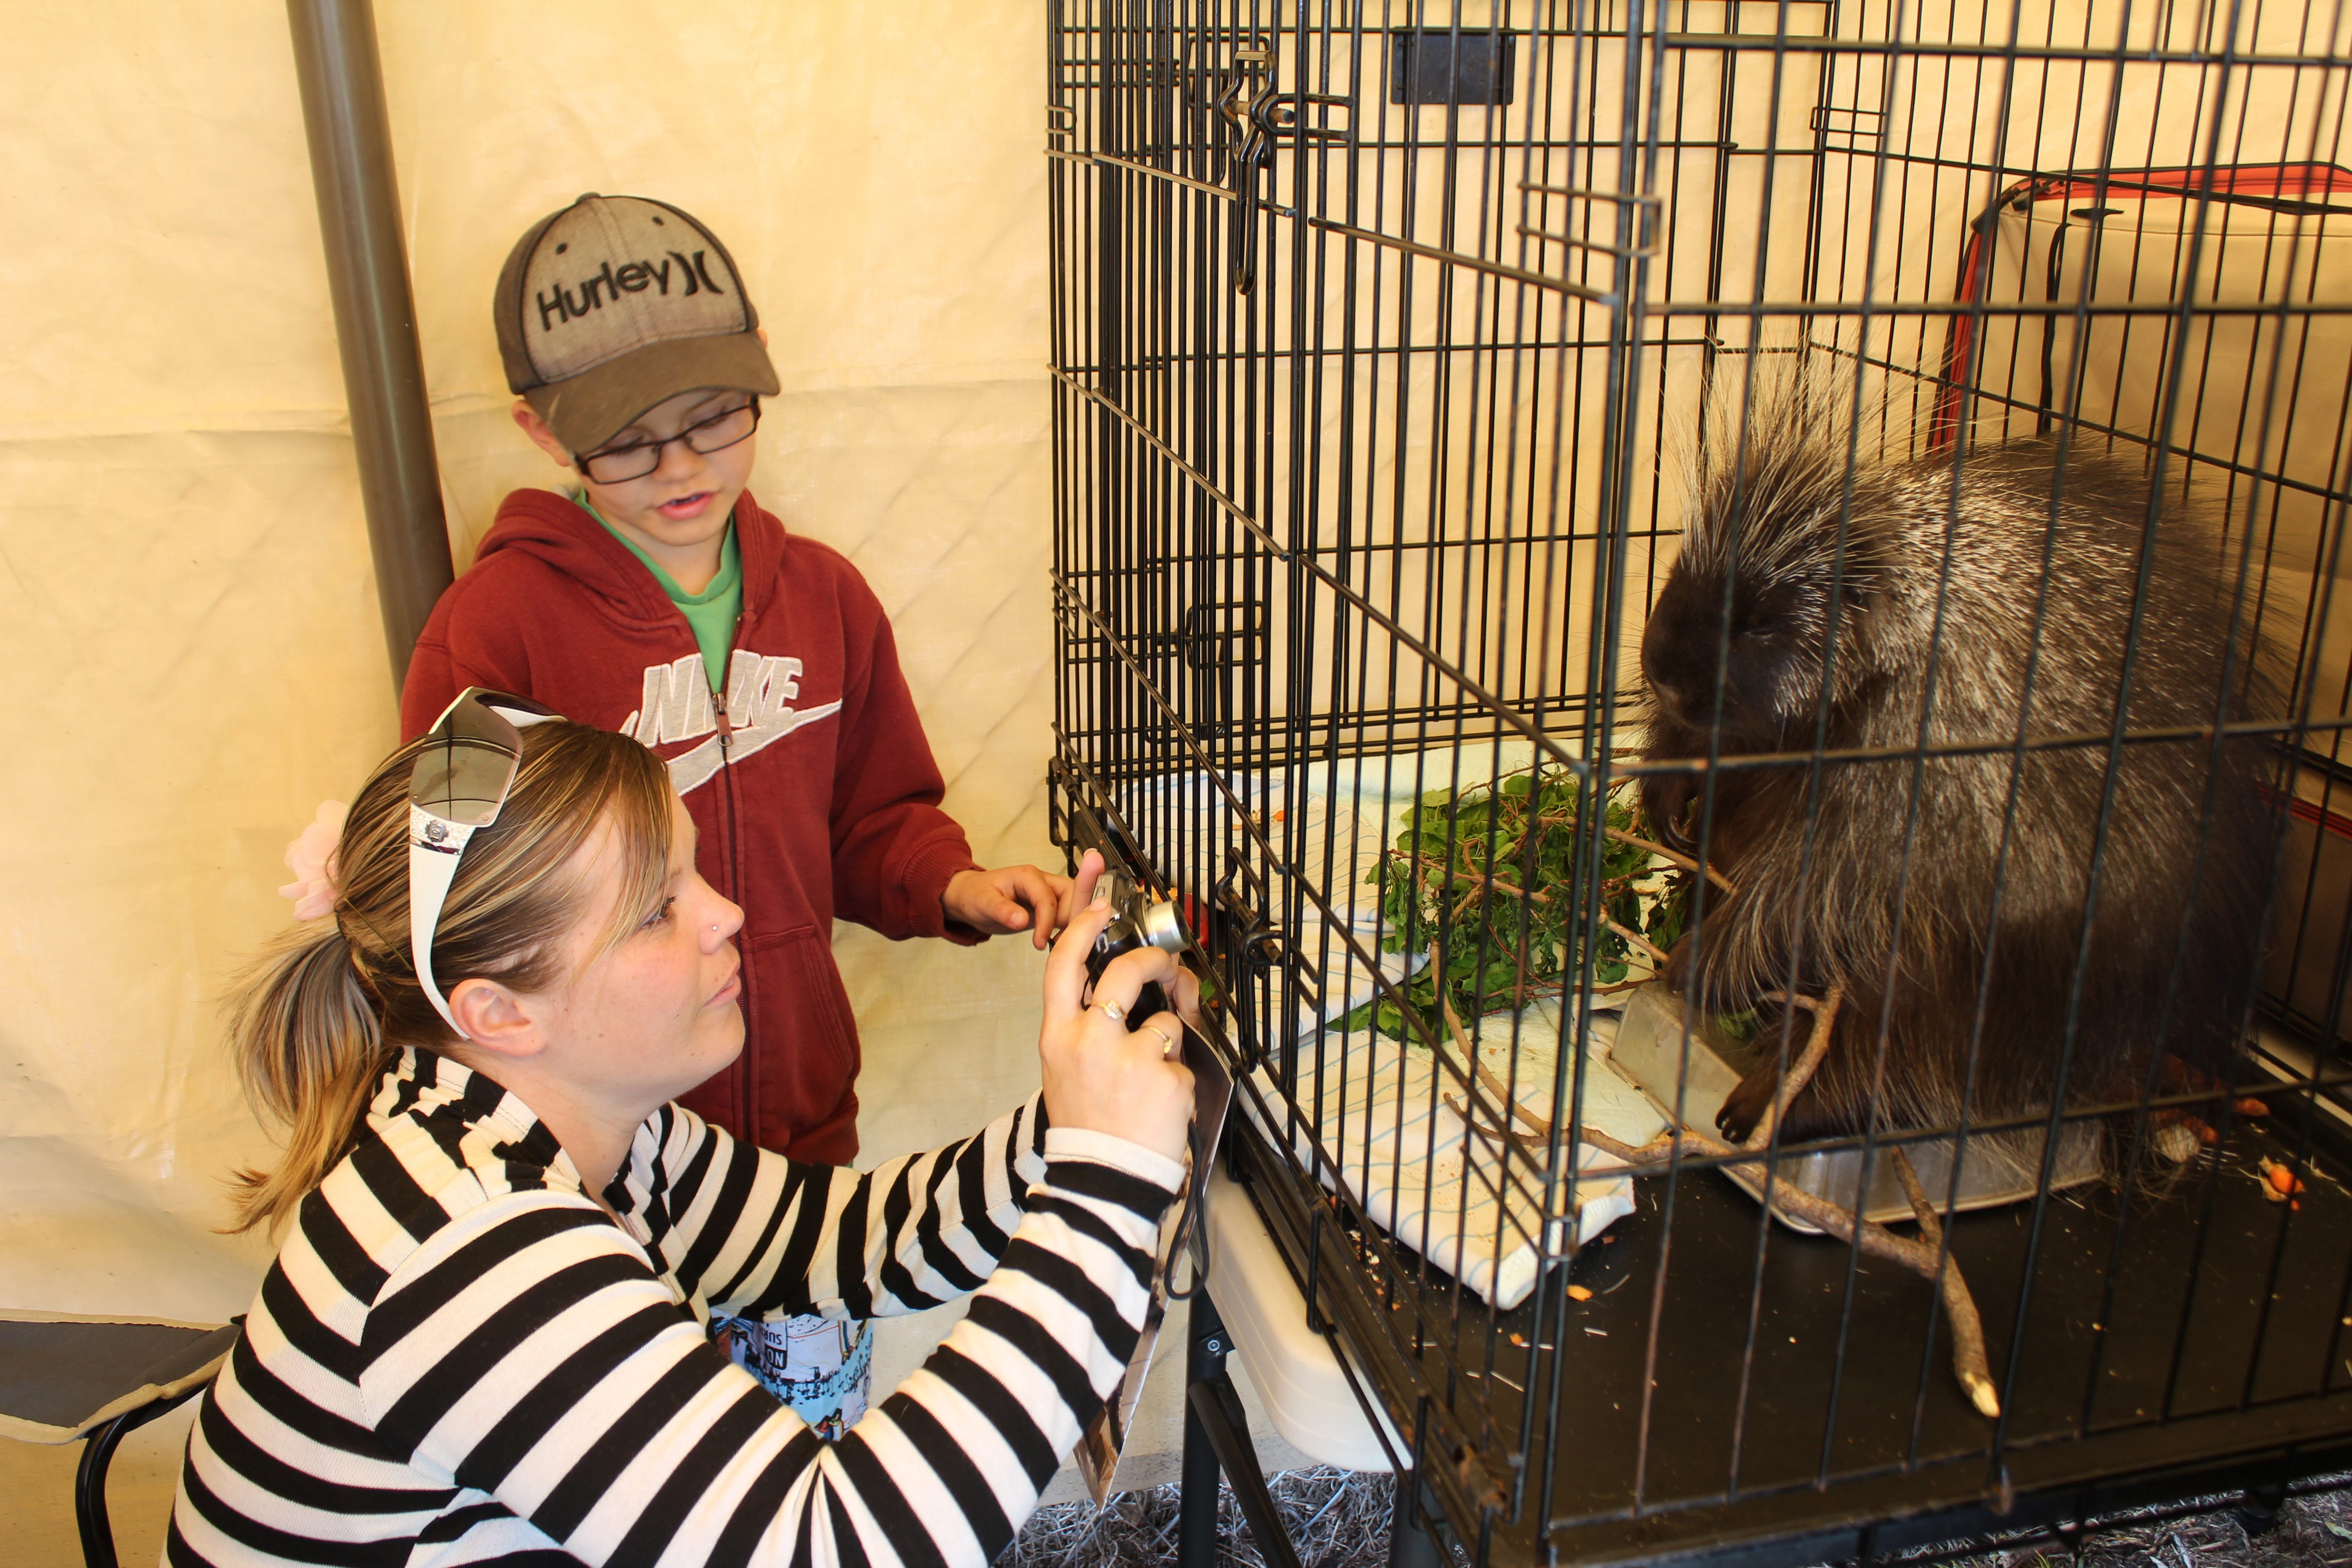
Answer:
[{"left": 1038, "top": 852, "right": 1195, "bottom": 1162}]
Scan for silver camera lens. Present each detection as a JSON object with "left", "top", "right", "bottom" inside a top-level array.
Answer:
[{"left": 1086, "top": 873, "right": 1189, "bottom": 1028}]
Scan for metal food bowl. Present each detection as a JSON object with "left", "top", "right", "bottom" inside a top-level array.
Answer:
[{"left": 1606, "top": 983, "right": 2105, "bottom": 1233}]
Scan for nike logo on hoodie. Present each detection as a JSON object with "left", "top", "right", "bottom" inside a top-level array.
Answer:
[{"left": 623, "top": 650, "right": 844, "bottom": 796}]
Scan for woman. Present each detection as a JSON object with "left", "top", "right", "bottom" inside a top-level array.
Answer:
[{"left": 169, "top": 692, "right": 1194, "bottom": 1567}]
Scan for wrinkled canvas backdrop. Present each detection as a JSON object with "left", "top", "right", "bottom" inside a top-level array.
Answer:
[{"left": 0, "top": 1, "right": 1056, "bottom": 1323}]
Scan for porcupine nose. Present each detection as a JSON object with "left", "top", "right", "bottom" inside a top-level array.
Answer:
[
  {"left": 1648, "top": 672, "right": 1690, "bottom": 725},
  {"left": 1641, "top": 625, "right": 1700, "bottom": 726}
]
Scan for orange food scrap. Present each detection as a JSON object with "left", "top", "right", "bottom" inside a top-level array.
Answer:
[
  {"left": 1566, "top": 1284, "right": 1594, "bottom": 1302},
  {"left": 2234, "top": 1098, "right": 2271, "bottom": 1117},
  {"left": 2255, "top": 1158, "right": 2308, "bottom": 1205}
]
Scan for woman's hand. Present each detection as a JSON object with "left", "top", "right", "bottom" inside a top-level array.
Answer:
[{"left": 1038, "top": 852, "right": 1196, "bottom": 1162}]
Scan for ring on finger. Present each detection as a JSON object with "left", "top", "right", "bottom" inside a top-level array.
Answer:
[
  {"left": 1145, "top": 1024, "right": 1177, "bottom": 1058},
  {"left": 1098, "top": 1000, "right": 1127, "bottom": 1024}
]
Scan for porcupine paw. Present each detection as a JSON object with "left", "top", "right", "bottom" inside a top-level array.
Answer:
[{"left": 1714, "top": 1064, "right": 1779, "bottom": 1144}]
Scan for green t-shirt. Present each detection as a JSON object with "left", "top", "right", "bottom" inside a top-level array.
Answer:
[{"left": 577, "top": 495, "right": 743, "bottom": 693}]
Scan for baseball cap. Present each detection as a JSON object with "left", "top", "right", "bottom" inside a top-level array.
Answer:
[{"left": 495, "top": 193, "right": 781, "bottom": 455}]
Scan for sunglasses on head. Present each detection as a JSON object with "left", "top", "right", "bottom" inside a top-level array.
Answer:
[{"left": 409, "top": 688, "right": 565, "bottom": 1039}]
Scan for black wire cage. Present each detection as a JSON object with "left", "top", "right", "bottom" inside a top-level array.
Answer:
[{"left": 1044, "top": 2, "right": 2352, "bottom": 1563}]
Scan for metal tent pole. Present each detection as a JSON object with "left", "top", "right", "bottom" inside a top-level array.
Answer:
[{"left": 285, "top": 0, "right": 451, "bottom": 692}]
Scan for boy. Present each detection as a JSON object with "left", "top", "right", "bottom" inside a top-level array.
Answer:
[{"left": 401, "top": 193, "right": 1071, "bottom": 1433}]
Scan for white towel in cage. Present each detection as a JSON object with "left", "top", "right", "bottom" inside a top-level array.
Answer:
[{"left": 1244, "top": 996, "right": 1667, "bottom": 1311}]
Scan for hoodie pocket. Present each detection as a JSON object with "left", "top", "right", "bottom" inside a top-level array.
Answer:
[{"left": 740, "top": 923, "right": 860, "bottom": 1150}]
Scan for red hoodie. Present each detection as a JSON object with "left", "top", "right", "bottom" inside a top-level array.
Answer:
[{"left": 401, "top": 487, "right": 982, "bottom": 1163}]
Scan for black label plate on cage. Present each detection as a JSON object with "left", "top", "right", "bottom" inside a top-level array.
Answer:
[{"left": 1387, "top": 29, "right": 1516, "bottom": 107}]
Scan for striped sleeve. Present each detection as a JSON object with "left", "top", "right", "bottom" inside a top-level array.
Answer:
[
  {"left": 355, "top": 1128, "right": 1181, "bottom": 1567},
  {"left": 633, "top": 1096, "right": 1054, "bottom": 1320}
]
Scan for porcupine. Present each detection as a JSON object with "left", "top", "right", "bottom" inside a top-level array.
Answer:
[{"left": 1636, "top": 379, "right": 2285, "bottom": 1150}]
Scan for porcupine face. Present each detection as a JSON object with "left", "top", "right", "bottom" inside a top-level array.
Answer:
[
  {"left": 1642, "top": 407, "right": 1901, "bottom": 752},
  {"left": 1641, "top": 548, "right": 1863, "bottom": 750}
]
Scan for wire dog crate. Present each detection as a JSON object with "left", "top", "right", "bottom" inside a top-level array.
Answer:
[{"left": 1045, "top": 2, "right": 2352, "bottom": 1563}]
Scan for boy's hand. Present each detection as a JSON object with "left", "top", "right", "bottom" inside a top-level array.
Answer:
[{"left": 943, "top": 865, "right": 1077, "bottom": 949}]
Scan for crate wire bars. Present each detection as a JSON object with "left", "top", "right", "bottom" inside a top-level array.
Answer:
[{"left": 1046, "top": 2, "right": 2352, "bottom": 1564}]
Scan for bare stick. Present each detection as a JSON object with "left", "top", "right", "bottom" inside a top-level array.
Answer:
[
  {"left": 1744, "top": 986, "right": 1844, "bottom": 1153},
  {"left": 1889, "top": 1148, "right": 2001, "bottom": 1419},
  {"left": 1604, "top": 823, "right": 1740, "bottom": 897},
  {"left": 1575, "top": 1126, "right": 1724, "bottom": 1173},
  {"left": 1431, "top": 946, "right": 1469, "bottom": 1051},
  {"left": 1421, "top": 800, "right": 1731, "bottom": 901},
  {"left": 1501, "top": 973, "right": 1651, "bottom": 1008},
  {"left": 1432, "top": 944, "right": 1553, "bottom": 1138},
  {"left": 1406, "top": 753, "right": 1732, "bottom": 892},
  {"left": 1414, "top": 854, "right": 1552, "bottom": 906},
  {"left": 1577, "top": 1124, "right": 1940, "bottom": 1274},
  {"left": 1605, "top": 918, "right": 1673, "bottom": 968},
  {"left": 1574, "top": 1018, "right": 2002, "bottom": 1424},
  {"left": 1447, "top": 1093, "right": 1544, "bottom": 1151}
]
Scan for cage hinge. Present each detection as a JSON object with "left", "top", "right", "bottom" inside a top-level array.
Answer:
[{"left": 1230, "top": 80, "right": 1352, "bottom": 294}]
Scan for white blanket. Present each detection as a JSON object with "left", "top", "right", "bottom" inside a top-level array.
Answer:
[
  {"left": 1244, "top": 997, "right": 1667, "bottom": 1310},
  {"left": 1122, "top": 761, "right": 1664, "bottom": 1309}
]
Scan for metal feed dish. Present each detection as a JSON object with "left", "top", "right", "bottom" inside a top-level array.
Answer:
[{"left": 1608, "top": 983, "right": 2105, "bottom": 1232}]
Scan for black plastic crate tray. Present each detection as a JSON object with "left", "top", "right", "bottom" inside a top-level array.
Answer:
[{"left": 1231, "top": 1093, "right": 2352, "bottom": 1567}]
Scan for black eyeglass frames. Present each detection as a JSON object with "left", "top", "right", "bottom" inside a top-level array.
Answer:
[{"left": 575, "top": 397, "right": 761, "bottom": 485}]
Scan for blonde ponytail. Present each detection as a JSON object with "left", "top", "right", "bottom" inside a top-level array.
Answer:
[
  {"left": 224, "top": 923, "right": 391, "bottom": 1231},
  {"left": 223, "top": 721, "right": 672, "bottom": 1233}
]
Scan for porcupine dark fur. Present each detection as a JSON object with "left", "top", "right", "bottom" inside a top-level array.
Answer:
[{"left": 1637, "top": 374, "right": 2286, "bottom": 1149}]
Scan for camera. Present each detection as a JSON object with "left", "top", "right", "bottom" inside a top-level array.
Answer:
[{"left": 1085, "top": 872, "right": 1189, "bottom": 1028}]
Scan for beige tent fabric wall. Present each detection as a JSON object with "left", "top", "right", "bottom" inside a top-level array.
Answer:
[{"left": 0, "top": 0, "right": 1058, "bottom": 1328}]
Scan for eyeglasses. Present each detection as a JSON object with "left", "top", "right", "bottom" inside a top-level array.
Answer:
[
  {"left": 574, "top": 398, "right": 761, "bottom": 484},
  {"left": 410, "top": 688, "right": 564, "bottom": 1038}
]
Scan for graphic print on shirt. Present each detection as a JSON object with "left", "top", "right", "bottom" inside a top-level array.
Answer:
[{"left": 622, "top": 649, "right": 843, "bottom": 794}]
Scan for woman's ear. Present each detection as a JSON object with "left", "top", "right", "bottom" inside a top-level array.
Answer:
[{"left": 447, "top": 977, "right": 547, "bottom": 1062}]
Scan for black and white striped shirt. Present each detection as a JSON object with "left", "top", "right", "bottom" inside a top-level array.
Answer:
[{"left": 168, "top": 1048, "right": 1178, "bottom": 1566}]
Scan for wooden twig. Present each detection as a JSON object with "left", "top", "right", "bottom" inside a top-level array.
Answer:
[
  {"left": 1431, "top": 941, "right": 1471, "bottom": 1045},
  {"left": 1446, "top": 1093, "right": 1544, "bottom": 1151},
  {"left": 1570, "top": 984, "right": 1999, "bottom": 1423},
  {"left": 1603, "top": 823, "right": 1740, "bottom": 897},
  {"left": 1576, "top": 1123, "right": 1940, "bottom": 1274},
  {"left": 1888, "top": 1148, "right": 2001, "bottom": 1418},
  {"left": 1401, "top": 755, "right": 1734, "bottom": 894},
  {"left": 1413, "top": 854, "right": 1553, "bottom": 906},
  {"left": 1744, "top": 987, "right": 1845, "bottom": 1153},
  {"left": 1605, "top": 918, "right": 1673, "bottom": 969},
  {"left": 1508, "top": 971, "right": 1650, "bottom": 1000},
  {"left": 1431, "top": 944, "right": 1554, "bottom": 1138},
  {"left": 1412, "top": 847, "right": 1666, "bottom": 996}
]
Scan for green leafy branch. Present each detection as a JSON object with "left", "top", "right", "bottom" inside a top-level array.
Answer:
[{"left": 1338, "top": 766, "right": 1700, "bottom": 1043}]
